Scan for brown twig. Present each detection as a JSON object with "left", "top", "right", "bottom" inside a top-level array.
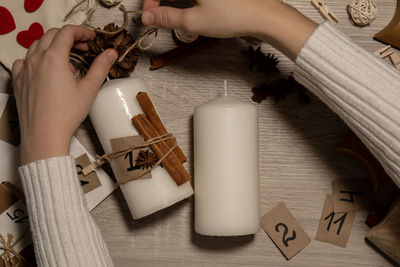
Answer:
[{"left": 150, "top": 36, "right": 221, "bottom": 70}]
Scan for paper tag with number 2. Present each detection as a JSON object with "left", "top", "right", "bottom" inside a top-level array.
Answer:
[{"left": 261, "top": 202, "right": 311, "bottom": 260}]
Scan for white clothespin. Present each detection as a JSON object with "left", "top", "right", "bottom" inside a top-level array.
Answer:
[{"left": 311, "top": 0, "right": 339, "bottom": 23}]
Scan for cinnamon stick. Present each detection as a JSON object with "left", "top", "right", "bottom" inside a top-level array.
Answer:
[
  {"left": 150, "top": 36, "right": 221, "bottom": 70},
  {"left": 132, "top": 114, "right": 191, "bottom": 185},
  {"left": 136, "top": 92, "right": 187, "bottom": 163}
]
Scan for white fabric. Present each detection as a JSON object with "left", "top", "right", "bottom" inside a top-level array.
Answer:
[
  {"left": 294, "top": 22, "right": 400, "bottom": 188},
  {"left": 0, "top": 0, "right": 94, "bottom": 70},
  {"left": 19, "top": 156, "right": 114, "bottom": 267}
]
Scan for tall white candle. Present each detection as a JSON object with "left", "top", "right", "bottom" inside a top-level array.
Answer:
[
  {"left": 90, "top": 78, "right": 193, "bottom": 219},
  {"left": 194, "top": 89, "right": 259, "bottom": 236}
]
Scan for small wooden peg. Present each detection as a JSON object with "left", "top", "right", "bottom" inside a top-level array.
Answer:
[
  {"left": 374, "top": 45, "right": 391, "bottom": 56},
  {"left": 311, "top": 0, "right": 339, "bottom": 23},
  {"left": 389, "top": 52, "right": 400, "bottom": 70},
  {"left": 380, "top": 50, "right": 395, "bottom": 59}
]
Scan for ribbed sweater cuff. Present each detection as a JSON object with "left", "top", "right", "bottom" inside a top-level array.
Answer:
[
  {"left": 294, "top": 22, "right": 400, "bottom": 188},
  {"left": 19, "top": 156, "right": 113, "bottom": 267}
]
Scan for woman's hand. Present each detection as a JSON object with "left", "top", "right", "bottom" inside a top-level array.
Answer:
[
  {"left": 141, "top": 0, "right": 317, "bottom": 60},
  {"left": 12, "top": 25, "right": 118, "bottom": 165}
]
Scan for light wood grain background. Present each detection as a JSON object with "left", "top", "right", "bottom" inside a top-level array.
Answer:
[{"left": 0, "top": 0, "right": 398, "bottom": 266}]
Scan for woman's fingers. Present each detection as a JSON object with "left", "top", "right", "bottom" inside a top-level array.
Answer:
[
  {"left": 11, "top": 59, "right": 24, "bottom": 89},
  {"left": 26, "top": 40, "right": 39, "bottom": 58},
  {"left": 50, "top": 25, "right": 95, "bottom": 57},
  {"left": 142, "top": 6, "right": 188, "bottom": 29},
  {"left": 73, "top": 41, "right": 90, "bottom": 51},
  {"left": 79, "top": 49, "right": 117, "bottom": 95},
  {"left": 36, "top": 27, "right": 60, "bottom": 53}
]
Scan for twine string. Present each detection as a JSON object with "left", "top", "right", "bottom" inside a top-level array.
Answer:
[
  {"left": 82, "top": 133, "right": 177, "bottom": 185},
  {"left": 348, "top": 0, "right": 377, "bottom": 26},
  {"left": 118, "top": 28, "right": 158, "bottom": 62},
  {"left": 0, "top": 231, "right": 32, "bottom": 267},
  {"left": 66, "top": 3, "right": 158, "bottom": 76}
]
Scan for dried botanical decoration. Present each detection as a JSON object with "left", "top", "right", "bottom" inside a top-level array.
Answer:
[
  {"left": 70, "top": 23, "right": 140, "bottom": 79},
  {"left": 67, "top": 4, "right": 157, "bottom": 79},
  {"left": 252, "top": 76, "right": 310, "bottom": 105},
  {"left": 135, "top": 149, "right": 158, "bottom": 170},
  {"left": 243, "top": 45, "right": 280, "bottom": 75},
  {"left": 243, "top": 45, "right": 310, "bottom": 105}
]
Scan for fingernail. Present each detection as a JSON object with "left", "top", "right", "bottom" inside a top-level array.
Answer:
[
  {"left": 142, "top": 11, "right": 155, "bottom": 25},
  {"left": 107, "top": 49, "right": 118, "bottom": 63}
]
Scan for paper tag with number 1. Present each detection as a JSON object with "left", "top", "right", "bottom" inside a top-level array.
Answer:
[{"left": 110, "top": 135, "right": 152, "bottom": 184}]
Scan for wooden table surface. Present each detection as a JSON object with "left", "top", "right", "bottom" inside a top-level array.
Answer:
[{"left": 1, "top": 0, "right": 398, "bottom": 266}]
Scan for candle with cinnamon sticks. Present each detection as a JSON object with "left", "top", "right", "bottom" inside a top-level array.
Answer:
[{"left": 89, "top": 78, "right": 193, "bottom": 219}]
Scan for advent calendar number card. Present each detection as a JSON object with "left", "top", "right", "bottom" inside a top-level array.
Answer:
[
  {"left": 315, "top": 194, "right": 356, "bottom": 248},
  {"left": 261, "top": 202, "right": 311, "bottom": 260}
]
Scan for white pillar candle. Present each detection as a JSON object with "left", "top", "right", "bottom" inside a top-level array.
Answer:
[
  {"left": 194, "top": 89, "right": 259, "bottom": 236},
  {"left": 90, "top": 78, "right": 193, "bottom": 219}
]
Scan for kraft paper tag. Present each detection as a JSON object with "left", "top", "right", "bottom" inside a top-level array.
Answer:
[
  {"left": 332, "top": 179, "right": 374, "bottom": 212},
  {"left": 0, "top": 182, "right": 32, "bottom": 255},
  {"left": 315, "top": 194, "right": 356, "bottom": 248},
  {"left": 261, "top": 202, "right": 311, "bottom": 260},
  {"left": 0, "top": 182, "right": 19, "bottom": 214},
  {"left": 0, "top": 200, "right": 32, "bottom": 255},
  {"left": 110, "top": 136, "right": 152, "bottom": 183},
  {"left": 75, "top": 154, "right": 102, "bottom": 194},
  {"left": 0, "top": 96, "right": 21, "bottom": 146}
]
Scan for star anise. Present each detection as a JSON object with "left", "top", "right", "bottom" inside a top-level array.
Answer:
[
  {"left": 242, "top": 45, "right": 280, "bottom": 75},
  {"left": 243, "top": 45, "right": 310, "bottom": 105},
  {"left": 135, "top": 149, "right": 158, "bottom": 170},
  {"left": 70, "top": 23, "right": 139, "bottom": 79}
]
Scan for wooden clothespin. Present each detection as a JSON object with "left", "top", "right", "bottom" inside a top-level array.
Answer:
[
  {"left": 389, "top": 52, "right": 400, "bottom": 70},
  {"left": 311, "top": 0, "right": 339, "bottom": 23},
  {"left": 374, "top": 45, "right": 400, "bottom": 70},
  {"left": 374, "top": 45, "right": 394, "bottom": 58}
]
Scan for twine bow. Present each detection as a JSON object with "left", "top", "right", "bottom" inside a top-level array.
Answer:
[
  {"left": 0, "top": 233, "right": 27, "bottom": 267},
  {"left": 82, "top": 133, "right": 176, "bottom": 185}
]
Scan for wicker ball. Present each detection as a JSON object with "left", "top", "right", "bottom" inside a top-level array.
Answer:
[
  {"left": 348, "top": 0, "right": 377, "bottom": 26},
  {"left": 173, "top": 29, "right": 199, "bottom": 43}
]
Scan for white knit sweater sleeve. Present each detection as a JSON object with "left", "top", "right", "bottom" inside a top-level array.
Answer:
[
  {"left": 19, "top": 156, "right": 114, "bottom": 267},
  {"left": 294, "top": 22, "right": 400, "bottom": 188}
]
